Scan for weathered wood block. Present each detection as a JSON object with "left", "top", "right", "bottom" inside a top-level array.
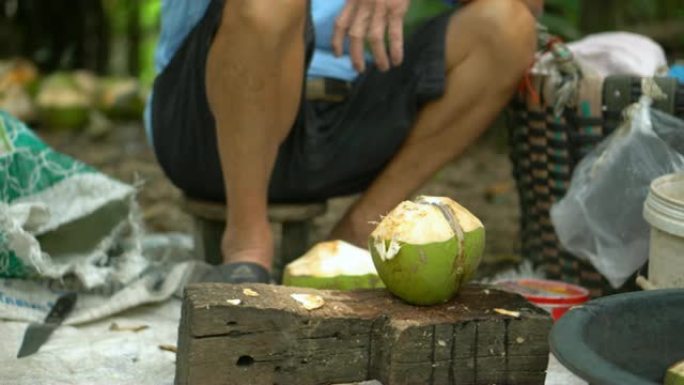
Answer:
[{"left": 176, "top": 284, "right": 552, "bottom": 385}]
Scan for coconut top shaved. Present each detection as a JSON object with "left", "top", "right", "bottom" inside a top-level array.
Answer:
[
  {"left": 286, "top": 240, "right": 377, "bottom": 278},
  {"left": 416, "top": 196, "right": 483, "bottom": 232},
  {"left": 670, "top": 360, "right": 684, "bottom": 374},
  {"left": 371, "top": 196, "right": 484, "bottom": 261},
  {"left": 372, "top": 201, "right": 453, "bottom": 244}
]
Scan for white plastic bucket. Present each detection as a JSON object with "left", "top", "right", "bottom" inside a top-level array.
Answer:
[{"left": 643, "top": 173, "right": 684, "bottom": 288}]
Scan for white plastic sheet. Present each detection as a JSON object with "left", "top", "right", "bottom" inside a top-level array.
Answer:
[{"left": 0, "top": 298, "right": 585, "bottom": 385}]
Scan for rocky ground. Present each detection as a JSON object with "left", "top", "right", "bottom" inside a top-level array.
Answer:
[{"left": 39, "top": 119, "right": 523, "bottom": 278}]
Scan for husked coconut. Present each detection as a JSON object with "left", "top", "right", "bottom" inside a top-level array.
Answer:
[
  {"left": 666, "top": 360, "right": 684, "bottom": 385},
  {"left": 36, "top": 73, "right": 90, "bottom": 130},
  {"left": 370, "top": 196, "right": 485, "bottom": 305},
  {"left": 283, "top": 240, "right": 384, "bottom": 290}
]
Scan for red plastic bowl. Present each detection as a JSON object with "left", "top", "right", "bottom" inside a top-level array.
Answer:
[{"left": 496, "top": 279, "right": 590, "bottom": 320}]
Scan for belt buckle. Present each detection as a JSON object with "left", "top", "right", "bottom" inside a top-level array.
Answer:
[{"left": 305, "top": 78, "right": 351, "bottom": 103}]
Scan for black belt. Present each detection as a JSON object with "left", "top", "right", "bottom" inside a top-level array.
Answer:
[{"left": 305, "top": 78, "right": 352, "bottom": 102}]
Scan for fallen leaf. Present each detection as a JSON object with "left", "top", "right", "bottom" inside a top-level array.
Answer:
[
  {"left": 109, "top": 322, "right": 149, "bottom": 333},
  {"left": 226, "top": 299, "right": 242, "bottom": 305},
  {"left": 516, "top": 337, "right": 525, "bottom": 344},
  {"left": 291, "top": 293, "right": 325, "bottom": 310},
  {"left": 159, "top": 344, "right": 177, "bottom": 353},
  {"left": 493, "top": 308, "right": 521, "bottom": 318},
  {"left": 243, "top": 288, "right": 259, "bottom": 297}
]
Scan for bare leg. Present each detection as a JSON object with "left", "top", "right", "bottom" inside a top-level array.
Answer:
[
  {"left": 205, "top": 0, "right": 307, "bottom": 269},
  {"left": 330, "top": 0, "right": 537, "bottom": 246}
]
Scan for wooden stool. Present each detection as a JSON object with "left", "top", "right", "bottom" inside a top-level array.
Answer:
[{"left": 183, "top": 198, "right": 327, "bottom": 281}]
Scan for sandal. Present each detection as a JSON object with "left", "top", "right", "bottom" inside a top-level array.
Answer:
[{"left": 200, "top": 262, "right": 271, "bottom": 284}]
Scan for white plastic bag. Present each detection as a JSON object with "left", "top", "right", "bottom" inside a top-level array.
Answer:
[{"left": 551, "top": 89, "right": 684, "bottom": 288}]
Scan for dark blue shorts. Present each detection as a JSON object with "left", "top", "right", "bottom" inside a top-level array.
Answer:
[{"left": 151, "top": 0, "right": 452, "bottom": 203}]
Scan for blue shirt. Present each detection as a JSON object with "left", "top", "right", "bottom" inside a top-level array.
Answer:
[
  {"left": 145, "top": 0, "right": 354, "bottom": 142},
  {"left": 154, "top": 0, "right": 356, "bottom": 81},
  {"left": 670, "top": 65, "right": 684, "bottom": 84}
]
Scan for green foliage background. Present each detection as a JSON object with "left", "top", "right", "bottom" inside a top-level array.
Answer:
[
  {"left": 103, "top": 0, "right": 160, "bottom": 85},
  {"left": 104, "top": 0, "right": 683, "bottom": 86}
]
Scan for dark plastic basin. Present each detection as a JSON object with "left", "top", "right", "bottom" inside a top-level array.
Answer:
[{"left": 550, "top": 289, "right": 684, "bottom": 385}]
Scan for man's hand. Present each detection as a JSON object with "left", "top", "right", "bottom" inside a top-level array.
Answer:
[{"left": 333, "top": 0, "right": 411, "bottom": 73}]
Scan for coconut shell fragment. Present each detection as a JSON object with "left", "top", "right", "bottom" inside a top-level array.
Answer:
[
  {"left": 291, "top": 294, "right": 325, "bottom": 310},
  {"left": 283, "top": 240, "right": 384, "bottom": 290}
]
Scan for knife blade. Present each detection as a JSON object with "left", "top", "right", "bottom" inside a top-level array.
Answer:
[{"left": 17, "top": 292, "right": 77, "bottom": 358}]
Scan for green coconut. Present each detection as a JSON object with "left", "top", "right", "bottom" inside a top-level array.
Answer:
[
  {"left": 369, "top": 196, "right": 485, "bottom": 306},
  {"left": 36, "top": 73, "right": 90, "bottom": 130},
  {"left": 665, "top": 360, "right": 684, "bottom": 385},
  {"left": 96, "top": 77, "right": 146, "bottom": 121},
  {"left": 0, "top": 59, "right": 40, "bottom": 122},
  {"left": 282, "top": 240, "right": 384, "bottom": 290}
]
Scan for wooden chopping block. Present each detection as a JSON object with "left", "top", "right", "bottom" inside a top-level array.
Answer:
[{"left": 176, "top": 284, "right": 552, "bottom": 385}]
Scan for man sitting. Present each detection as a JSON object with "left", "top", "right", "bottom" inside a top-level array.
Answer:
[{"left": 145, "top": 0, "right": 541, "bottom": 283}]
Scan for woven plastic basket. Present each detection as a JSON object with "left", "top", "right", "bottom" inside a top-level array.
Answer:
[{"left": 507, "top": 29, "right": 684, "bottom": 297}]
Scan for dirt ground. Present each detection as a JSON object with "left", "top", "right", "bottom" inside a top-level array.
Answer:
[{"left": 39, "top": 119, "right": 522, "bottom": 278}]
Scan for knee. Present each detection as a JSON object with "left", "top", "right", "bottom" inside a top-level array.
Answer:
[
  {"left": 222, "top": 0, "right": 307, "bottom": 37},
  {"left": 471, "top": 0, "right": 537, "bottom": 70}
]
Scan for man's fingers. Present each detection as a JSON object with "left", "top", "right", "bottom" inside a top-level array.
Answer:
[
  {"left": 334, "top": 0, "right": 407, "bottom": 72},
  {"left": 368, "top": 0, "right": 390, "bottom": 71},
  {"left": 333, "top": 0, "right": 357, "bottom": 57},
  {"left": 348, "top": 1, "right": 373, "bottom": 72},
  {"left": 387, "top": 10, "right": 405, "bottom": 67}
]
